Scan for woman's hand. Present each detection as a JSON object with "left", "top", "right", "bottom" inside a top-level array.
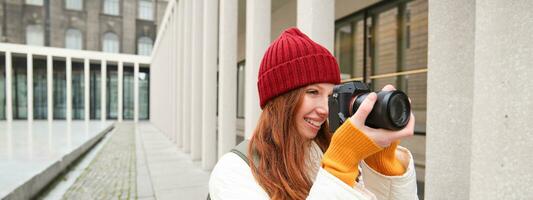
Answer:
[{"left": 348, "top": 84, "right": 415, "bottom": 148}]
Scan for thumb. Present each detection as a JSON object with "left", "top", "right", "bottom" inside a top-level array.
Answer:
[{"left": 352, "top": 92, "right": 377, "bottom": 124}]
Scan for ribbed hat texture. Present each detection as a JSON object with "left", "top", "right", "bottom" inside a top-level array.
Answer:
[{"left": 258, "top": 27, "right": 341, "bottom": 108}]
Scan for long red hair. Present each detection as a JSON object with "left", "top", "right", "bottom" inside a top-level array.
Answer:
[{"left": 248, "top": 87, "right": 332, "bottom": 200}]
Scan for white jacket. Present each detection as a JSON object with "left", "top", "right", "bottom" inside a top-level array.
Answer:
[{"left": 209, "top": 142, "right": 418, "bottom": 200}]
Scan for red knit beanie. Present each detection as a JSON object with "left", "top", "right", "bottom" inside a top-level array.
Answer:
[{"left": 258, "top": 27, "right": 341, "bottom": 108}]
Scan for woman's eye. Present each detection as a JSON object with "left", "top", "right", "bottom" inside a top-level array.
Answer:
[{"left": 306, "top": 90, "right": 319, "bottom": 95}]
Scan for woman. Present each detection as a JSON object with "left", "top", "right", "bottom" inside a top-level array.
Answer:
[{"left": 209, "top": 27, "right": 418, "bottom": 200}]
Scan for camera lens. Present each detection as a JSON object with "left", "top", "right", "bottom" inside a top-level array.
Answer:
[
  {"left": 351, "top": 90, "right": 410, "bottom": 130},
  {"left": 388, "top": 92, "right": 410, "bottom": 128}
]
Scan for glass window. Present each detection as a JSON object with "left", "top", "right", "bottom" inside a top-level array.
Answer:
[
  {"left": 103, "top": 0, "right": 119, "bottom": 15},
  {"left": 139, "top": 67, "right": 149, "bottom": 120},
  {"left": 138, "top": 0, "right": 154, "bottom": 20},
  {"left": 72, "top": 62, "right": 84, "bottom": 119},
  {"left": 102, "top": 32, "right": 119, "bottom": 53},
  {"left": 90, "top": 63, "right": 101, "bottom": 119},
  {"left": 0, "top": 54, "right": 6, "bottom": 120},
  {"left": 333, "top": 0, "right": 427, "bottom": 133},
  {"left": 236, "top": 61, "right": 244, "bottom": 118},
  {"left": 123, "top": 66, "right": 134, "bottom": 120},
  {"left": 26, "top": 25, "right": 44, "bottom": 46},
  {"left": 12, "top": 56, "right": 27, "bottom": 119},
  {"left": 33, "top": 58, "right": 47, "bottom": 119},
  {"left": 53, "top": 60, "right": 66, "bottom": 119},
  {"left": 107, "top": 64, "right": 118, "bottom": 119},
  {"left": 65, "top": 28, "right": 83, "bottom": 50},
  {"left": 335, "top": 24, "right": 354, "bottom": 79},
  {"left": 137, "top": 36, "right": 153, "bottom": 56},
  {"left": 372, "top": 7, "right": 399, "bottom": 77},
  {"left": 66, "top": 0, "right": 83, "bottom": 10},
  {"left": 25, "top": 0, "right": 43, "bottom": 6}
]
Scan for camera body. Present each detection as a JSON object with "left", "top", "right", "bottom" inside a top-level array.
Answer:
[{"left": 328, "top": 81, "right": 411, "bottom": 133}]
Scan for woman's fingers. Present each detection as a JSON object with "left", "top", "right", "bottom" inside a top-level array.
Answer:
[
  {"left": 381, "top": 84, "right": 396, "bottom": 92},
  {"left": 391, "top": 113, "right": 416, "bottom": 141},
  {"left": 351, "top": 92, "right": 377, "bottom": 126}
]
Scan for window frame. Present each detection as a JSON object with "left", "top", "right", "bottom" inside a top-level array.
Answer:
[
  {"left": 138, "top": 0, "right": 154, "bottom": 21},
  {"left": 102, "top": 32, "right": 120, "bottom": 53},
  {"left": 137, "top": 36, "right": 153, "bottom": 56},
  {"left": 65, "top": 0, "right": 83, "bottom": 11},
  {"left": 103, "top": 0, "right": 120, "bottom": 16},
  {"left": 65, "top": 28, "right": 83, "bottom": 50}
]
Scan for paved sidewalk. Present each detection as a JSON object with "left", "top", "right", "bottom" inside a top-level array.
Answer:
[
  {"left": 62, "top": 123, "right": 137, "bottom": 200},
  {"left": 136, "top": 122, "right": 211, "bottom": 200}
]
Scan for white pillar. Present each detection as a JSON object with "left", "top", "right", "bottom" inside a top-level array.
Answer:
[
  {"left": 118, "top": 61, "right": 123, "bottom": 122},
  {"left": 84, "top": 58, "right": 90, "bottom": 121},
  {"left": 245, "top": 0, "right": 270, "bottom": 139},
  {"left": 171, "top": 8, "right": 177, "bottom": 142},
  {"left": 190, "top": 0, "right": 204, "bottom": 160},
  {"left": 101, "top": 60, "right": 107, "bottom": 122},
  {"left": 175, "top": 1, "right": 183, "bottom": 147},
  {"left": 427, "top": 0, "right": 533, "bottom": 199},
  {"left": 218, "top": 0, "right": 238, "bottom": 158},
  {"left": 182, "top": 0, "right": 192, "bottom": 153},
  {"left": 201, "top": 0, "right": 218, "bottom": 169},
  {"left": 66, "top": 57, "right": 72, "bottom": 122},
  {"left": 5, "top": 52, "right": 11, "bottom": 121},
  {"left": 297, "top": 0, "right": 335, "bottom": 53},
  {"left": 47, "top": 55, "right": 53, "bottom": 122},
  {"left": 134, "top": 63, "right": 139, "bottom": 122},
  {"left": 27, "top": 54, "right": 33, "bottom": 122}
]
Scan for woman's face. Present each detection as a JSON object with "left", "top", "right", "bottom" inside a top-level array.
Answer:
[{"left": 295, "top": 83, "right": 334, "bottom": 140}]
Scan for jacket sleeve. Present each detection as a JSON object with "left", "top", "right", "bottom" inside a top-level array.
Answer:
[
  {"left": 208, "top": 153, "right": 270, "bottom": 200},
  {"left": 308, "top": 146, "right": 418, "bottom": 200},
  {"left": 210, "top": 149, "right": 418, "bottom": 200},
  {"left": 360, "top": 146, "right": 419, "bottom": 200},
  {"left": 307, "top": 168, "right": 377, "bottom": 199}
]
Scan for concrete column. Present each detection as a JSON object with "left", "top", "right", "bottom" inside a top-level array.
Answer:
[
  {"left": 171, "top": 9, "right": 177, "bottom": 142},
  {"left": 47, "top": 55, "right": 53, "bottom": 122},
  {"left": 245, "top": 0, "right": 270, "bottom": 139},
  {"left": 5, "top": 52, "right": 11, "bottom": 121},
  {"left": 101, "top": 60, "right": 107, "bottom": 122},
  {"left": 118, "top": 61, "right": 123, "bottom": 122},
  {"left": 134, "top": 62, "right": 139, "bottom": 122},
  {"left": 201, "top": 0, "right": 218, "bottom": 169},
  {"left": 297, "top": 0, "right": 335, "bottom": 53},
  {"left": 84, "top": 58, "right": 90, "bottom": 121},
  {"left": 182, "top": 0, "right": 192, "bottom": 153},
  {"left": 27, "top": 54, "right": 33, "bottom": 122},
  {"left": 218, "top": 0, "right": 238, "bottom": 158},
  {"left": 66, "top": 57, "right": 72, "bottom": 122},
  {"left": 426, "top": 1, "right": 533, "bottom": 199},
  {"left": 175, "top": 1, "right": 183, "bottom": 147},
  {"left": 426, "top": 1, "right": 475, "bottom": 198},
  {"left": 190, "top": 0, "right": 204, "bottom": 160}
]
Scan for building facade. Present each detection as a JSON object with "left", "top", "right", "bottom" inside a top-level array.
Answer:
[{"left": 0, "top": 0, "right": 168, "bottom": 55}]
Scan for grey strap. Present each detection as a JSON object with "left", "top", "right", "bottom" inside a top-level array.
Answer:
[
  {"left": 207, "top": 140, "right": 258, "bottom": 200},
  {"left": 230, "top": 140, "right": 250, "bottom": 165}
]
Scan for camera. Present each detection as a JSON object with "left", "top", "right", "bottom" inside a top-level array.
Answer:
[{"left": 328, "top": 81, "right": 411, "bottom": 132}]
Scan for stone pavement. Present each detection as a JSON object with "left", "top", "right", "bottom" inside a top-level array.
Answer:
[
  {"left": 45, "top": 122, "right": 210, "bottom": 200},
  {"left": 136, "top": 122, "right": 211, "bottom": 200},
  {"left": 62, "top": 123, "right": 137, "bottom": 200}
]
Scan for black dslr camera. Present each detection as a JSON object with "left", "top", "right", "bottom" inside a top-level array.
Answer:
[{"left": 328, "top": 81, "right": 411, "bottom": 132}]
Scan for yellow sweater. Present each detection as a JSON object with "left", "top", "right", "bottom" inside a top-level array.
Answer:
[{"left": 321, "top": 121, "right": 407, "bottom": 186}]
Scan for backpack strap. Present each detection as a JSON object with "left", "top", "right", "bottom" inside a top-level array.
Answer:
[
  {"left": 229, "top": 139, "right": 259, "bottom": 167},
  {"left": 207, "top": 140, "right": 258, "bottom": 200}
]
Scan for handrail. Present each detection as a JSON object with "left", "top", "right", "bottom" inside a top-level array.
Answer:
[{"left": 342, "top": 68, "right": 428, "bottom": 82}]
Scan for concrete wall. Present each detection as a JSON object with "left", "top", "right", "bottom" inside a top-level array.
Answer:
[{"left": 426, "top": 0, "right": 533, "bottom": 199}]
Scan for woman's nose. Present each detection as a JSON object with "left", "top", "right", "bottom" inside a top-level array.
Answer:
[{"left": 316, "top": 102, "right": 328, "bottom": 117}]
